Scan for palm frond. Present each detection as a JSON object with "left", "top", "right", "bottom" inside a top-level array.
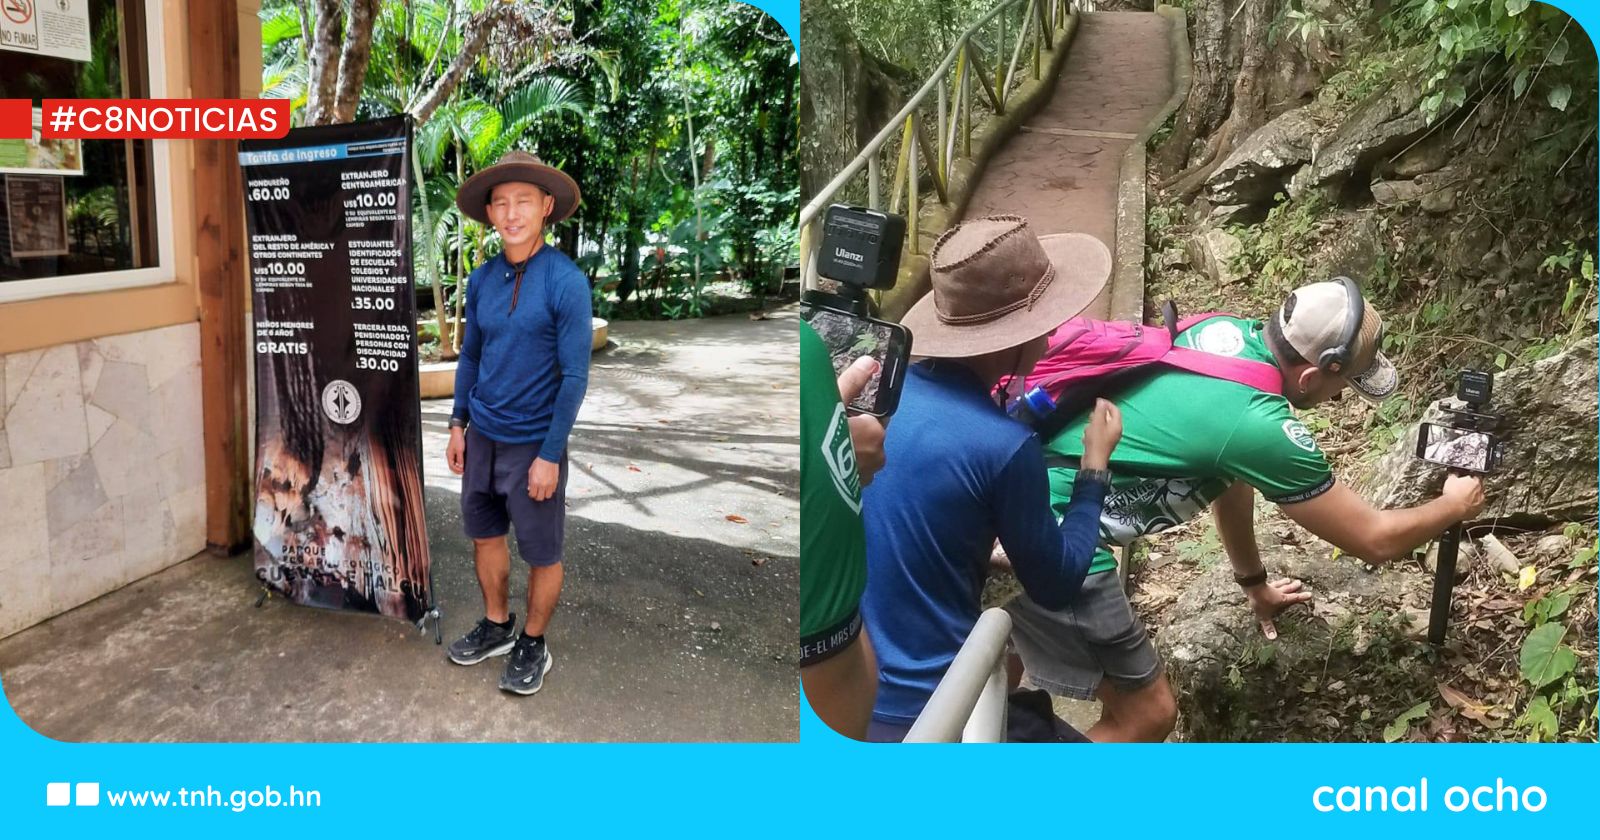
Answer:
[
  {"left": 259, "top": 3, "right": 302, "bottom": 50},
  {"left": 500, "top": 77, "right": 588, "bottom": 126}
]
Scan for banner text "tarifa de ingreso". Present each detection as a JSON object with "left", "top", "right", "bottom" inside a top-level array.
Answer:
[{"left": 37, "top": 99, "right": 291, "bottom": 139}]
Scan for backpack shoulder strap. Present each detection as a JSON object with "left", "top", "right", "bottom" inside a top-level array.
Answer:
[
  {"left": 1163, "top": 311, "right": 1283, "bottom": 394},
  {"left": 1165, "top": 346, "right": 1284, "bottom": 395}
]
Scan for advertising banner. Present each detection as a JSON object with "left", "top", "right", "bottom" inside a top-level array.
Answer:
[{"left": 239, "top": 115, "right": 432, "bottom": 624}]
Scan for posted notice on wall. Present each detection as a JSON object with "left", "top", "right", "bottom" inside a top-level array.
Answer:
[
  {"left": 3, "top": 173, "right": 67, "bottom": 257},
  {"left": 0, "top": 0, "right": 92, "bottom": 63},
  {"left": 238, "top": 115, "right": 434, "bottom": 625},
  {"left": 0, "top": 108, "right": 84, "bottom": 175}
]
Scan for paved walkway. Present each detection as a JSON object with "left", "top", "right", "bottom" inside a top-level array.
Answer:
[
  {"left": 0, "top": 308, "right": 800, "bottom": 742},
  {"left": 963, "top": 11, "right": 1173, "bottom": 319},
  {"left": 964, "top": 11, "right": 1173, "bottom": 732}
]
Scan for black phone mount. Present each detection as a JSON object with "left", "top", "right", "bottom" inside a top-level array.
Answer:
[{"left": 1427, "top": 369, "right": 1501, "bottom": 646}]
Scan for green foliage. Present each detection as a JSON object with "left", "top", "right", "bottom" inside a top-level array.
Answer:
[
  {"left": 1522, "top": 587, "right": 1575, "bottom": 626},
  {"left": 1175, "top": 525, "right": 1223, "bottom": 570},
  {"left": 1384, "top": 700, "right": 1432, "bottom": 742},
  {"left": 261, "top": 0, "right": 798, "bottom": 322},
  {"left": 1318, "top": 50, "right": 1415, "bottom": 107},
  {"left": 1230, "top": 189, "right": 1331, "bottom": 294},
  {"left": 1390, "top": 0, "right": 1594, "bottom": 123},
  {"left": 1519, "top": 623, "right": 1578, "bottom": 689}
]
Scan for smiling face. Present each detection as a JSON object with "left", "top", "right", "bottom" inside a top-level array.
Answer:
[{"left": 485, "top": 181, "right": 554, "bottom": 253}]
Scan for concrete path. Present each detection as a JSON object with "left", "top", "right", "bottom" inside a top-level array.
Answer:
[
  {"left": 963, "top": 11, "right": 1173, "bottom": 319},
  {"left": 0, "top": 308, "right": 800, "bottom": 742},
  {"left": 963, "top": 11, "right": 1174, "bottom": 732}
]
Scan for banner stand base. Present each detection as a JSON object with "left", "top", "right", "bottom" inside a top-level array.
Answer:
[
  {"left": 254, "top": 587, "right": 271, "bottom": 609},
  {"left": 416, "top": 607, "right": 443, "bottom": 645}
]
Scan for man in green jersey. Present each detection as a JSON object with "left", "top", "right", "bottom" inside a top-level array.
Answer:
[
  {"left": 1007, "top": 279, "right": 1486, "bottom": 742},
  {"left": 800, "top": 320, "right": 886, "bottom": 739}
]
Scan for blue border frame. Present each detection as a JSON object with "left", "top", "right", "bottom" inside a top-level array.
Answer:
[{"left": 2, "top": 1, "right": 1597, "bottom": 835}]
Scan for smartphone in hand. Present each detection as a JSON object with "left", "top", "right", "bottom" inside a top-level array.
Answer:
[{"left": 801, "top": 304, "right": 911, "bottom": 418}]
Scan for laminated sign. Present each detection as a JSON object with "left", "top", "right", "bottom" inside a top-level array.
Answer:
[
  {"left": 239, "top": 116, "right": 433, "bottom": 623},
  {"left": 0, "top": 0, "right": 92, "bottom": 63}
]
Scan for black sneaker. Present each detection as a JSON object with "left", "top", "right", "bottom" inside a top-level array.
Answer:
[
  {"left": 447, "top": 615, "right": 518, "bottom": 665},
  {"left": 499, "top": 636, "right": 553, "bottom": 696}
]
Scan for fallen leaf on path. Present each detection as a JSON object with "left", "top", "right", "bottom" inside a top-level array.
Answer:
[
  {"left": 627, "top": 465, "right": 642, "bottom": 472},
  {"left": 1438, "top": 684, "right": 1488, "bottom": 718},
  {"left": 725, "top": 514, "right": 748, "bottom": 524},
  {"left": 1518, "top": 565, "right": 1538, "bottom": 591},
  {"left": 751, "top": 557, "right": 767, "bottom": 567}
]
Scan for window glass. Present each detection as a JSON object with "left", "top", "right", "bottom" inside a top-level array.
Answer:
[{"left": 0, "top": 0, "right": 157, "bottom": 284}]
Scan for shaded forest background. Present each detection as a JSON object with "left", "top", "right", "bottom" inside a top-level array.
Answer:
[
  {"left": 262, "top": 0, "right": 799, "bottom": 351},
  {"left": 800, "top": 0, "right": 1598, "bottom": 742}
]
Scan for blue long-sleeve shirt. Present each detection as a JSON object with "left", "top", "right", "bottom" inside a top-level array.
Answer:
[
  {"left": 861, "top": 360, "right": 1106, "bottom": 725},
  {"left": 452, "top": 246, "right": 592, "bottom": 461}
]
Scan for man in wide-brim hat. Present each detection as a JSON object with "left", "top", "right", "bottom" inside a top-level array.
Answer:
[
  {"left": 443, "top": 150, "right": 592, "bottom": 698},
  {"left": 855, "top": 215, "right": 1124, "bottom": 742}
]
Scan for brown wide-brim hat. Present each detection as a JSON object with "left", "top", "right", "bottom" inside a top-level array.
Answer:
[
  {"left": 456, "top": 150, "right": 581, "bottom": 225},
  {"left": 901, "top": 215, "right": 1111, "bottom": 358}
]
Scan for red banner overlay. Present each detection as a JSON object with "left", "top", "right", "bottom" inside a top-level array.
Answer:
[
  {"left": 0, "top": 98, "right": 30, "bottom": 139},
  {"left": 39, "top": 99, "right": 290, "bottom": 139}
]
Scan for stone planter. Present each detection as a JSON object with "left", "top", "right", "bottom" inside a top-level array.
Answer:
[{"left": 419, "top": 317, "right": 609, "bottom": 400}]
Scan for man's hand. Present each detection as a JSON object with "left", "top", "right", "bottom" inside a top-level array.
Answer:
[
  {"left": 836, "top": 356, "right": 887, "bottom": 486},
  {"left": 1080, "top": 398, "right": 1123, "bottom": 471},
  {"left": 1442, "top": 473, "right": 1486, "bottom": 520},
  {"left": 447, "top": 428, "right": 467, "bottom": 475},
  {"left": 528, "top": 457, "right": 561, "bottom": 501},
  {"left": 1243, "top": 578, "right": 1313, "bottom": 640}
]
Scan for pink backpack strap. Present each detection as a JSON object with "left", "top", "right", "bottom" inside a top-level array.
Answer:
[{"left": 1165, "top": 346, "right": 1284, "bottom": 394}]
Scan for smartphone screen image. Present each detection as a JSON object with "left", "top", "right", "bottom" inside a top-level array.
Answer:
[
  {"left": 801, "top": 305, "right": 911, "bottom": 417},
  {"left": 1417, "top": 422, "right": 1496, "bottom": 474}
]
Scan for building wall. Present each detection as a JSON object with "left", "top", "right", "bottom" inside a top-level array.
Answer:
[
  {"left": 0, "top": 0, "right": 263, "bottom": 638},
  {"left": 0, "top": 323, "right": 206, "bottom": 638}
]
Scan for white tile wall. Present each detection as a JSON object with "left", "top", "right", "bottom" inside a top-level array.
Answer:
[{"left": 0, "top": 322, "right": 206, "bottom": 639}]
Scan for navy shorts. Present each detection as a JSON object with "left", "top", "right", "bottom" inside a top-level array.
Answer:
[{"left": 461, "top": 425, "right": 569, "bottom": 567}]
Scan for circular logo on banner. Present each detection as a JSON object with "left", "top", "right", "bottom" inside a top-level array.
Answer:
[
  {"left": 1194, "top": 320, "right": 1246, "bottom": 357},
  {"left": 1282, "top": 419, "right": 1319, "bottom": 452},
  {"left": 322, "top": 380, "right": 362, "bottom": 425}
]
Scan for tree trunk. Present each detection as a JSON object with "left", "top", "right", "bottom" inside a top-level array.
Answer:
[
  {"left": 453, "top": 135, "right": 465, "bottom": 355},
  {"left": 412, "top": 151, "right": 454, "bottom": 362},
  {"left": 799, "top": 0, "right": 911, "bottom": 203},
  {"left": 618, "top": 155, "right": 645, "bottom": 302},
  {"left": 332, "top": 0, "right": 381, "bottom": 124},
  {"left": 683, "top": 89, "right": 704, "bottom": 306},
  {"left": 409, "top": 9, "right": 500, "bottom": 125},
  {"left": 304, "top": 0, "right": 344, "bottom": 125},
  {"left": 1155, "top": 0, "right": 1279, "bottom": 194}
]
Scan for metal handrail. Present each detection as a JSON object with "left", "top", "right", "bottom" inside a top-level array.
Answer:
[
  {"left": 904, "top": 607, "right": 1013, "bottom": 743},
  {"left": 800, "top": 0, "right": 1080, "bottom": 290}
]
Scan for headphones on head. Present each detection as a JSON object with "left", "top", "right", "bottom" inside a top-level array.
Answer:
[{"left": 1307, "top": 275, "right": 1364, "bottom": 375}]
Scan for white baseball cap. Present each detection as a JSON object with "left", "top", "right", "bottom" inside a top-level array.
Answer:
[{"left": 1273, "top": 279, "right": 1398, "bottom": 403}]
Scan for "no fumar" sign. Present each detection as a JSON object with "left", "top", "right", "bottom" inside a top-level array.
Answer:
[{"left": 0, "top": 0, "right": 92, "bottom": 64}]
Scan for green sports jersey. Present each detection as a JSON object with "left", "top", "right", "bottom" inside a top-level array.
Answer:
[
  {"left": 799, "top": 321, "right": 869, "bottom": 648},
  {"left": 1043, "top": 315, "right": 1335, "bottom": 575}
]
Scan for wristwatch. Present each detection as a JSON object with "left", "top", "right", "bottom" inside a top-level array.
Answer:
[
  {"left": 448, "top": 417, "right": 468, "bottom": 430},
  {"left": 1077, "top": 468, "right": 1112, "bottom": 487},
  {"left": 1234, "top": 569, "right": 1269, "bottom": 588}
]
